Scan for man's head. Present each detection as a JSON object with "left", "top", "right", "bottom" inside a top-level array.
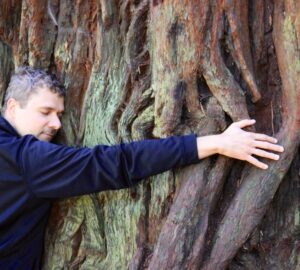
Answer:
[{"left": 2, "top": 66, "right": 66, "bottom": 141}]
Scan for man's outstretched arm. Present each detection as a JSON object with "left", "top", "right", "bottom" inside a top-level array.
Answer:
[
  {"left": 196, "top": 119, "right": 284, "bottom": 169},
  {"left": 21, "top": 119, "right": 283, "bottom": 198}
]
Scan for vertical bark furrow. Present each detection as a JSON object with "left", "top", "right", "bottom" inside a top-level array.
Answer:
[
  {"left": 224, "top": 0, "right": 261, "bottom": 102},
  {"left": 202, "top": 0, "right": 250, "bottom": 122},
  {"left": 125, "top": 0, "right": 149, "bottom": 81},
  {"left": 116, "top": 0, "right": 151, "bottom": 141},
  {"left": 0, "top": 0, "right": 22, "bottom": 49},
  {"left": 0, "top": 41, "right": 14, "bottom": 108},
  {"left": 21, "top": 0, "right": 56, "bottom": 67},
  {"left": 99, "top": 0, "right": 115, "bottom": 29},
  {"left": 118, "top": 81, "right": 152, "bottom": 141}
]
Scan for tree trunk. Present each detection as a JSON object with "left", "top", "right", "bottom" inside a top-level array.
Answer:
[{"left": 0, "top": 0, "right": 299, "bottom": 269}]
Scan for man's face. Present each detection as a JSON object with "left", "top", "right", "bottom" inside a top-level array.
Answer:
[{"left": 7, "top": 87, "right": 64, "bottom": 142}]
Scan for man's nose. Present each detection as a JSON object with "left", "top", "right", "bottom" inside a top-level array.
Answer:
[{"left": 49, "top": 115, "right": 62, "bottom": 130}]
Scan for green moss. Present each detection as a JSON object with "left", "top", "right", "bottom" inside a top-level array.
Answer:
[
  {"left": 294, "top": 208, "right": 300, "bottom": 227},
  {"left": 282, "top": 16, "right": 300, "bottom": 73},
  {"left": 0, "top": 41, "right": 14, "bottom": 108}
]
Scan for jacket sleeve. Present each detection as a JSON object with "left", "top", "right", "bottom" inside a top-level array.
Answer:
[{"left": 20, "top": 134, "right": 199, "bottom": 198}]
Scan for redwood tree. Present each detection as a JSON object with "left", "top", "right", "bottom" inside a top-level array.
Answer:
[{"left": 0, "top": 0, "right": 299, "bottom": 269}]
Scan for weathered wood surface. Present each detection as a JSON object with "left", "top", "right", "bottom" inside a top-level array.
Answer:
[{"left": 0, "top": 0, "right": 299, "bottom": 269}]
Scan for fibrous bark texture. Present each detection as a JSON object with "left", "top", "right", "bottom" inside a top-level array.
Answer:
[{"left": 0, "top": 0, "right": 299, "bottom": 269}]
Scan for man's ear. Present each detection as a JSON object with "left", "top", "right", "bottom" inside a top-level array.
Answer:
[{"left": 5, "top": 98, "right": 19, "bottom": 119}]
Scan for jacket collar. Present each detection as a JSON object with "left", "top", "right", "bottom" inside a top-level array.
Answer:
[{"left": 0, "top": 116, "right": 20, "bottom": 137}]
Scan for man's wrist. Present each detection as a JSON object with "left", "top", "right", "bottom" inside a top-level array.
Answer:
[{"left": 196, "top": 134, "right": 220, "bottom": 159}]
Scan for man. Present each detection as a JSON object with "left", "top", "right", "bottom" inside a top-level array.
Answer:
[{"left": 0, "top": 67, "right": 283, "bottom": 269}]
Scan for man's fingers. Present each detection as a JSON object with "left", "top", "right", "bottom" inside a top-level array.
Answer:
[
  {"left": 246, "top": 155, "right": 268, "bottom": 170},
  {"left": 233, "top": 119, "right": 256, "bottom": 129},
  {"left": 251, "top": 149, "right": 280, "bottom": 160},
  {"left": 254, "top": 133, "right": 278, "bottom": 144},
  {"left": 253, "top": 141, "right": 284, "bottom": 152}
]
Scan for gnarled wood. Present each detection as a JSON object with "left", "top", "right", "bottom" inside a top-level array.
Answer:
[{"left": 0, "top": 0, "right": 299, "bottom": 269}]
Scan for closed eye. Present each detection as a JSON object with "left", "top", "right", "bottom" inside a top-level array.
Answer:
[{"left": 40, "top": 111, "right": 50, "bottom": 116}]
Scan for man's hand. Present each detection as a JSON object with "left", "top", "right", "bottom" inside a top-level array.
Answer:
[{"left": 196, "top": 119, "right": 284, "bottom": 169}]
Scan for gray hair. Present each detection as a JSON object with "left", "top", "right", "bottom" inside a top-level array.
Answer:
[{"left": 2, "top": 66, "right": 66, "bottom": 112}]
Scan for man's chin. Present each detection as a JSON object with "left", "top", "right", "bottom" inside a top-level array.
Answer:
[{"left": 38, "top": 133, "right": 53, "bottom": 142}]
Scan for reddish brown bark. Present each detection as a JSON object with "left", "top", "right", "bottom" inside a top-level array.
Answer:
[{"left": 0, "top": 0, "right": 299, "bottom": 269}]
